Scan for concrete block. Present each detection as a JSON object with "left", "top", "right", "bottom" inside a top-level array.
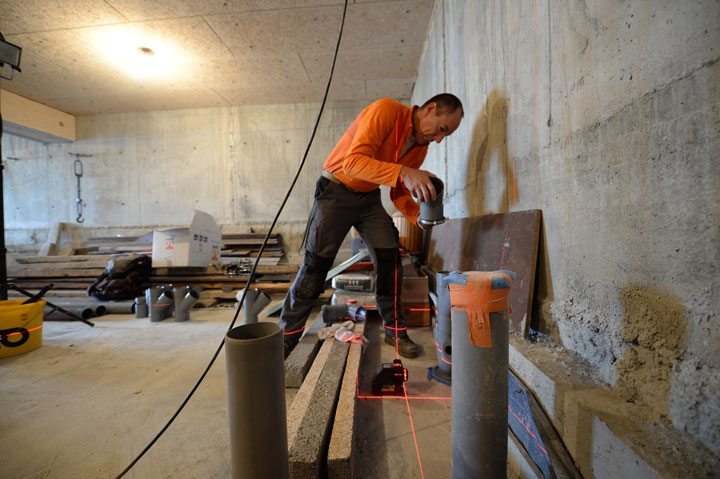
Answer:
[
  {"left": 287, "top": 336, "right": 350, "bottom": 478},
  {"left": 327, "top": 321, "right": 366, "bottom": 479},
  {"left": 509, "top": 335, "right": 720, "bottom": 478},
  {"left": 285, "top": 314, "right": 325, "bottom": 388}
]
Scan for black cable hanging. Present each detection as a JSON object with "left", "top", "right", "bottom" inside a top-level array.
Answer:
[{"left": 114, "top": 1, "right": 349, "bottom": 477}]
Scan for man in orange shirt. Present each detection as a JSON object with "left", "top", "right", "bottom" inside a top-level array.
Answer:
[{"left": 281, "top": 93, "right": 463, "bottom": 358}]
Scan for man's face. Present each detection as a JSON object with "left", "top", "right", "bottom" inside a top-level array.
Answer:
[{"left": 414, "top": 103, "right": 463, "bottom": 145}]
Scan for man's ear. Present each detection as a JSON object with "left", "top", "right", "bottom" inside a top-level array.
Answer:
[{"left": 425, "top": 102, "right": 436, "bottom": 115}]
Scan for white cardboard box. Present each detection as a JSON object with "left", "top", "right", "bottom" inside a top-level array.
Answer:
[{"left": 152, "top": 210, "right": 222, "bottom": 267}]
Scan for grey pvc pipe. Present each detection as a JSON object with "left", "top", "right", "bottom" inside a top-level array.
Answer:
[
  {"left": 175, "top": 289, "right": 199, "bottom": 322},
  {"left": 44, "top": 306, "right": 96, "bottom": 320},
  {"left": 99, "top": 301, "right": 135, "bottom": 314},
  {"left": 225, "top": 322, "right": 288, "bottom": 479},
  {"left": 173, "top": 287, "right": 191, "bottom": 321},
  {"left": 321, "top": 303, "right": 367, "bottom": 326},
  {"left": 94, "top": 305, "right": 107, "bottom": 317},
  {"left": 418, "top": 177, "right": 445, "bottom": 227},
  {"left": 239, "top": 288, "right": 271, "bottom": 325},
  {"left": 149, "top": 289, "right": 174, "bottom": 322},
  {"left": 434, "top": 271, "right": 452, "bottom": 377},
  {"left": 446, "top": 271, "right": 514, "bottom": 479},
  {"left": 146, "top": 287, "right": 162, "bottom": 318},
  {"left": 135, "top": 296, "right": 148, "bottom": 318}
]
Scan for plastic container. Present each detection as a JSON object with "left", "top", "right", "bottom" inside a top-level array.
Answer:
[{"left": 0, "top": 299, "right": 46, "bottom": 359}]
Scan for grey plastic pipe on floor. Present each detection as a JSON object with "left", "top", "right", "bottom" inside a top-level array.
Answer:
[
  {"left": 148, "top": 287, "right": 174, "bottom": 322},
  {"left": 44, "top": 306, "right": 96, "bottom": 321},
  {"left": 135, "top": 296, "right": 148, "bottom": 318},
  {"left": 225, "top": 322, "right": 288, "bottom": 479},
  {"left": 434, "top": 271, "right": 452, "bottom": 378},
  {"left": 237, "top": 288, "right": 271, "bottom": 325},
  {"left": 174, "top": 288, "right": 199, "bottom": 322},
  {"left": 446, "top": 270, "right": 514, "bottom": 479},
  {"left": 99, "top": 301, "right": 135, "bottom": 314}
]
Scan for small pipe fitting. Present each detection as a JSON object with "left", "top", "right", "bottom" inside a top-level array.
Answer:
[
  {"left": 238, "top": 288, "right": 272, "bottom": 325},
  {"left": 149, "top": 288, "right": 174, "bottom": 322},
  {"left": 175, "top": 289, "right": 199, "bottom": 322}
]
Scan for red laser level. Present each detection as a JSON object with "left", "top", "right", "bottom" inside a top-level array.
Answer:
[{"left": 371, "top": 359, "right": 408, "bottom": 396}]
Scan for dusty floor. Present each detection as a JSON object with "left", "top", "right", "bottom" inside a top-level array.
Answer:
[
  {"left": 0, "top": 300, "right": 457, "bottom": 479},
  {"left": 354, "top": 315, "right": 453, "bottom": 478}
]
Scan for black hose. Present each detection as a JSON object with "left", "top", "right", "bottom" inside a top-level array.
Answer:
[{"left": 114, "top": 1, "right": 350, "bottom": 477}]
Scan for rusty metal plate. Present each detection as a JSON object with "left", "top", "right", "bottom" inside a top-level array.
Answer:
[{"left": 423, "top": 210, "right": 541, "bottom": 337}]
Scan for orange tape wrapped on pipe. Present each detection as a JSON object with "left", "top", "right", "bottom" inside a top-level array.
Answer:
[{"left": 446, "top": 271, "right": 513, "bottom": 348}]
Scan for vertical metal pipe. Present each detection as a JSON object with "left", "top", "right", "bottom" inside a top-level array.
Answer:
[
  {"left": 0, "top": 124, "right": 8, "bottom": 301},
  {"left": 225, "top": 322, "right": 288, "bottom": 479},
  {"left": 447, "top": 271, "right": 513, "bottom": 479},
  {"left": 434, "top": 271, "right": 452, "bottom": 377}
]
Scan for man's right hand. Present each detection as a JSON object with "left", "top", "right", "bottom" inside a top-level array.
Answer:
[{"left": 399, "top": 166, "right": 437, "bottom": 203}]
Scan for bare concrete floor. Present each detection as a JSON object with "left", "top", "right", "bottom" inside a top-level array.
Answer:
[
  {"left": 0, "top": 304, "right": 452, "bottom": 478},
  {"left": 0, "top": 309, "right": 237, "bottom": 479},
  {"left": 354, "top": 315, "right": 452, "bottom": 478}
]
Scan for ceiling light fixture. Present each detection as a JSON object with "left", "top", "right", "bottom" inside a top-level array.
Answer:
[{"left": 97, "top": 29, "right": 181, "bottom": 81}]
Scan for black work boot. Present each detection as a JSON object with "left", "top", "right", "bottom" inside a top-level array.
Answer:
[{"left": 384, "top": 334, "right": 418, "bottom": 358}]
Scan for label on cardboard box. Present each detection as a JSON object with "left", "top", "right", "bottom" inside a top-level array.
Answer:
[{"left": 152, "top": 210, "right": 221, "bottom": 267}]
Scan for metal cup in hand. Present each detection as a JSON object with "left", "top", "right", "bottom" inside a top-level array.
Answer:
[{"left": 418, "top": 177, "right": 445, "bottom": 227}]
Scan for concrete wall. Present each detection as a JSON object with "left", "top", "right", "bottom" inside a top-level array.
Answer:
[
  {"left": 1, "top": 100, "right": 372, "bottom": 253},
  {"left": 412, "top": 0, "right": 719, "bottom": 459}
]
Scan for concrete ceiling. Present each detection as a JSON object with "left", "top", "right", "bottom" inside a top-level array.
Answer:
[{"left": 0, "top": 0, "right": 435, "bottom": 116}]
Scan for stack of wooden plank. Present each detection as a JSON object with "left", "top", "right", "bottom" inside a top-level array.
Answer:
[
  {"left": 7, "top": 231, "right": 295, "bottom": 308},
  {"left": 8, "top": 254, "right": 109, "bottom": 290},
  {"left": 80, "top": 235, "right": 153, "bottom": 255},
  {"left": 151, "top": 263, "right": 297, "bottom": 292}
]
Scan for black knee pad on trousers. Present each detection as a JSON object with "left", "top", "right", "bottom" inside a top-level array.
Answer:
[
  {"left": 374, "top": 247, "right": 403, "bottom": 297},
  {"left": 294, "top": 251, "right": 334, "bottom": 300}
]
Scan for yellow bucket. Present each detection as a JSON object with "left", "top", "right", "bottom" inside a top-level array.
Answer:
[{"left": 0, "top": 299, "right": 46, "bottom": 359}]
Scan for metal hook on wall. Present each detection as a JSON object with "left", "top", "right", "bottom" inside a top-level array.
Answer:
[{"left": 69, "top": 152, "right": 92, "bottom": 223}]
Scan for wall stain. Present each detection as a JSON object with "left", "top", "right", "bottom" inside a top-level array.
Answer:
[
  {"left": 465, "top": 89, "right": 513, "bottom": 216},
  {"left": 615, "top": 286, "right": 687, "bottom": 418}
]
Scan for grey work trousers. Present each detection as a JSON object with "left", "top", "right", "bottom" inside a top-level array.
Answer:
[{"left": 280, "top": 176, "right": 407, "bottom": 346}]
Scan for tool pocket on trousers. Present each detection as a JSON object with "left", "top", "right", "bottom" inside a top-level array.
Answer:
[{"left": 314, "top": 176, "right": 333, "bottom": 199}]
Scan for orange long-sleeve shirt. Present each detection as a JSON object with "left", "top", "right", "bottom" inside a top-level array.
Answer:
[{"left": 323, "top": 98, "right": 428, "bottom": 224}]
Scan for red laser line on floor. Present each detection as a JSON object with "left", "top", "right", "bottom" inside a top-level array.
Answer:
[
  {"left": 358, "top": 395, "right": 451, "bottom": 400},
  {"left": 0, "top": 325, "right": 42, "bottom": 338},
  {"left": 355, "top": 372, "right": 450, "bottom": 400},
  {"left": 403, "top": 383, "right": 425, "bottom": 478},
  {"left": 509, "top": 405, "right": 549, "bottom": 455}
]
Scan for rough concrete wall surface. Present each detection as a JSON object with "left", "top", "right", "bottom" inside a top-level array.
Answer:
[
  {"left": 1, "top": 100, "right": 371, "bottom": 251},
  {"left": 412, "top": 0, "right": 719, "bottom": 458}
]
